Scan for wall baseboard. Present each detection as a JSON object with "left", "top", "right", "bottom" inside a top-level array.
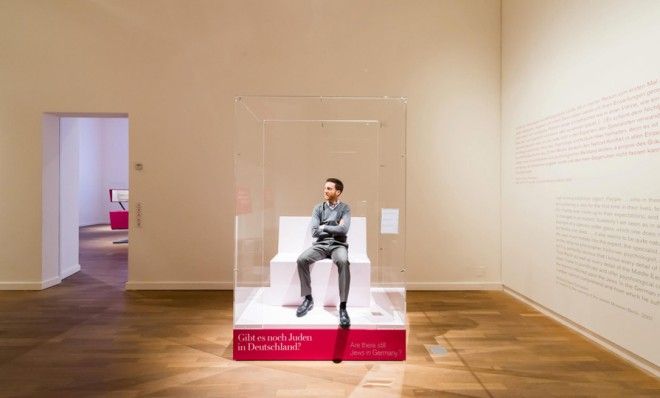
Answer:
[
  {"left": 79, "top": 222, "right": 110, "bottom": 228},
  {"left": 0, "top": 277, "right": 61, "bottom": 290},
  {"left": 41, "top": 276, "right": 61, "bottom": 289},
  {"left": 60, "top": 264, "right": 81, "bottom": 279},
  {"left": 406, "top": 281, "right": 502, "bottom": 290},
  {"left": 504, "top": 286, "right": 659, "bottom": 378},
  {"left": 0, "top": 282, "right": 45, "bottom": 290},
  {"left": 125, "top": 281, "right": 234, "bottom": 290}
]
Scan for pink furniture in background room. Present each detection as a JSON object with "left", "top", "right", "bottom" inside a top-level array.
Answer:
[
  {"left": 109, "top": 210, "right": 128, "bottom": 230},
  {"left": 109, "top": 189, "right": 129, "bottom": 232}
]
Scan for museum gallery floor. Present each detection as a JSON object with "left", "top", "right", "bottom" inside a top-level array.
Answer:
[{"left": 0, "top": 225, "right": 657, "bottom": 397}]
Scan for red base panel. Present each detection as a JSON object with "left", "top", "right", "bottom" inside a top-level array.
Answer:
[{"left": 233, "top": 328, "right": 406, "bottom": 361}]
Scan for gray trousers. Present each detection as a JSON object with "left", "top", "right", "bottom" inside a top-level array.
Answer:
[{"left": 296, "top": 242, "right": 350, "bottom": 302}]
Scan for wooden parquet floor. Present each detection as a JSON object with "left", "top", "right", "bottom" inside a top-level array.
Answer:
[{"left": 0, "top": 225, "right": 657, "bottom": 397}]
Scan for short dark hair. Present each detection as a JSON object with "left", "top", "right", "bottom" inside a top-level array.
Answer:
[{"left": 326, "top": 178, "right": 344, "bottom": 193}]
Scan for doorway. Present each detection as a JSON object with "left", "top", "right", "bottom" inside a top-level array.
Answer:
[{"left": 42, "top": 113, "right": 129, "bottom": 288}]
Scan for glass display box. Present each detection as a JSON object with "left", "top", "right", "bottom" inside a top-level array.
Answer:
[{"left": 233, "top": 96, "right": 407, "bottom": 360}]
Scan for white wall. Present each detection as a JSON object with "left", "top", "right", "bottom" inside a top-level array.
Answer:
[
  {"left": 502, "top": 0, "right": 659, "bottom": 368},
  {"left": 40, "top": 114, "right": 61, "bottom": 289},
  {"left": 0, "top": 1, "right": 501, "bottom": 291},
  {"left": 60, "top": 119, "right": 81, "bottom": 279},
  {"left": 76, "top": 117, "right": 129, "bottom": 226},
  {"left": 100, "top": 119, "right": 130, "bottom": 218},
  {"left": 77, "top": 118, "right": 104, "bottom": 226}
]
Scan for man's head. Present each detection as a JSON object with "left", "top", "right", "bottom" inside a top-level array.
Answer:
[{"left": 324, "top": 178, "right": 344, "bottom": 202}]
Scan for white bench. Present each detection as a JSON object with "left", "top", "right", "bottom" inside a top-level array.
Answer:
[{"left": 266, "top": 216, "right": 371, "bottom": 307}]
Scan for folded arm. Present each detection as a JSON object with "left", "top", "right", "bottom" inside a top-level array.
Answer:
[
  {"left": 321, "top": 206, "right": 351, "bottom": 235},
  {"left": 310, "top": 205, "right": 329, "bottom": 238}
]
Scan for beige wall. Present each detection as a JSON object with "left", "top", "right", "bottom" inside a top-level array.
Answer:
[
  {"left": 502, "top": 0, "right": 659, "bottom": 367},
  {"left": 0, "top": 0, "right": 501, "bottom": 289}
]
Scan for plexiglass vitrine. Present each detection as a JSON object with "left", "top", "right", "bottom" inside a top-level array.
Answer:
[{"left": 233, "top": 96, "right": 407, "bottom": 360}]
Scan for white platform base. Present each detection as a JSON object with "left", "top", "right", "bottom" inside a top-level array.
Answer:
[
  {"left": 235, "top": 287, "right": 405, "bottom": 329},
  {"left": 268, "top": 253, "right": 371, "bottom": 307}
]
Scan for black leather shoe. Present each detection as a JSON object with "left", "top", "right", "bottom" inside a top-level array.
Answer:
[
  {"left": 296, "top": 297, "right": 314, "bottom": 317},
  {"left": 339, "top": 308, "right": 350, "bottom": 328}
]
